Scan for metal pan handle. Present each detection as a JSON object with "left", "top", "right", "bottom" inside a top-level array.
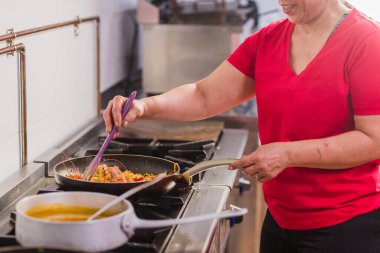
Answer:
[
  {"left": 128, "top": 206, "right": 247, "bottom": 229},
  {"left": 88, "top": 174, "right": 166, "bottom": 221},
  {"left": 180, "top": 158, "right": 238, "bottom": 184}
]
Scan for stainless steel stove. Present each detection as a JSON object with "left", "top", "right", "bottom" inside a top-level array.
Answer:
[{"left": 0, "top": 116, "right": 248, "bottom": 252}]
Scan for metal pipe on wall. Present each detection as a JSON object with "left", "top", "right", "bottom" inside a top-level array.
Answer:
[
  {"left": 0, "top": 16, "right": 101, "bottom": 167},
  {"left": 0, "top": 16, "right": 101, "bottom": 114},
  {"left": 95, "top": 18, "right": 101, "bottom": 114},
  {"left": 0, "top": 44, "right": 27, "bottom": 167}
]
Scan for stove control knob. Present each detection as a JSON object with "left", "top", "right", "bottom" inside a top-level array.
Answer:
[{"left": 228, "top": 205, "right": 244, "bottom": 227}]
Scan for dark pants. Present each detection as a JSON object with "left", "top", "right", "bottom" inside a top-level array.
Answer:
[{"left": 260, "top": 209, "right": 380, "bottom": 253}]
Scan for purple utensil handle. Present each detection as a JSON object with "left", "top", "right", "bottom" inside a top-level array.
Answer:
[
  {"left": 100, "top": 91, "right": 137, "bottom": 154},
  {"left": 120, "top": 91, "right": 137, "bottom": 122},
  {"left": 81, "top": 91, "right": 137, "bottom": 180}
]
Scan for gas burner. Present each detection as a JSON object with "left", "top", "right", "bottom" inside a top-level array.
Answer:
[
  {"left": 84, "top": 138, "right": 215, "bottom": 169},
  {"left": 134, "top": 185, "right": 192, "bottom": 214}
]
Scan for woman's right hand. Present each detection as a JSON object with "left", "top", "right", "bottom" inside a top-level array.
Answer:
[{"left": 103, "top": 95, "right": 145, "bottom": 139}]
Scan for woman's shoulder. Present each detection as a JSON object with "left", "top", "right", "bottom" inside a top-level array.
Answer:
[
  {"left": 348, "top": 8, "right": 380, "bottom": 36},
  {"left": 245, "top": 18, "right": 290, "bottom": 42},
  {"left": 261, "top": 18, "right": 290, "bottom": 33}
]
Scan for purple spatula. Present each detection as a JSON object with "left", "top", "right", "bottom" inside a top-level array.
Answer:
[{"left": 81, "top": 91, "right": 137, "bottom": 180}]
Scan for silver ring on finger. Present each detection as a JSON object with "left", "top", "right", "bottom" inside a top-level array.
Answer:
[{"left": 254, "top": 173, "right": 260, "bottom": 180}]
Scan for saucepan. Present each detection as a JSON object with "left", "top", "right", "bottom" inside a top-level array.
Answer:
[
  {"left": 16, "top": 190, "right": 247, "bottom": 252},
  {"left": 54, "top": 154, "right": 237, "bottom": 195}
]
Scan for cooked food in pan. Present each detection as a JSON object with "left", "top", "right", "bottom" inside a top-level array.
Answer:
[{"left": 66, "top": 164, "right": 161, "bottom": 183}]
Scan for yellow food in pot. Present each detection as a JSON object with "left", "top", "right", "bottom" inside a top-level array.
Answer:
[{"left": 26, "top": 203, "right": 122, "bottom": 222}]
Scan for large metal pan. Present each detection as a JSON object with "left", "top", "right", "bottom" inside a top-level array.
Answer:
[
  {"left": 16, "top": 190, "right": 247, "bottom": 252},
  {"left": 54, "top": 154, "right": 236, "bottom": 195}
]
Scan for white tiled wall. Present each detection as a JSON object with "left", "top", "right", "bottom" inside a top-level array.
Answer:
[
  {"left": 0, "top": 0, "right": 136, "bottom": 183},
  {"left": 0, "top": 52, "right": 20, "bottom": 180}
]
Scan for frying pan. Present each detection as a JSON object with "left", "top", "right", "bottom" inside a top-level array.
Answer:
[{"left": 54, "top": 154, "right": 236, "bottom": 195}]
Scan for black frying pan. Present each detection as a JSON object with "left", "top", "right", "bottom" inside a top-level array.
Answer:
[{"left": 54, "top": 154, "right": 236, "bottom": 195}]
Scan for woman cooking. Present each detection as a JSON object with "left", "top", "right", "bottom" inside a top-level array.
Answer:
[{"left": 103, "top": 0, "right": 380, "bottom": 252}]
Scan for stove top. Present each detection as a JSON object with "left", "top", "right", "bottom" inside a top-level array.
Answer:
[{"left": 0, "top": 118, "right": 249, "bottom": 253}]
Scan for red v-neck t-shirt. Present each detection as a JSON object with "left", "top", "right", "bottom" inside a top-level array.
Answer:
[{"left": 228, "top": 8, "right": 380, "bottom": 230}]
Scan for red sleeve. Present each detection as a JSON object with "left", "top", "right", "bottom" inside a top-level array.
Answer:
[
  {"left": 227, "top": 28, "right": 265, "bottom": 79},
  {"left": 346, "top": 31, "right": 380, "bottom": 115}
]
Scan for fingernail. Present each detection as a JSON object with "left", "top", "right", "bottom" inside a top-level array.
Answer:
[
  {"left": 122, "top": 121, "right": 128, "bottom": 128},
  {"left": 106, "top": 127, "right": 111, "bottom": 133}
]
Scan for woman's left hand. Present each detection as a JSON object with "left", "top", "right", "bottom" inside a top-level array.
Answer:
[{"left": 229, "top": 142, "right": 292, "bottom": 182}]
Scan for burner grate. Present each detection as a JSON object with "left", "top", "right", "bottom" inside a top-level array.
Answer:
[{"left": 84, "top": 138, "right": 215, "bottom": 170}]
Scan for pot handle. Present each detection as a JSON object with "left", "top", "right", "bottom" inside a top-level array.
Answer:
[
  {"left": 130, "top": 206, "right": 247, "bottom": 229},
  {"left": 181, "top": 159, "right": 238, "bottom": 184}
]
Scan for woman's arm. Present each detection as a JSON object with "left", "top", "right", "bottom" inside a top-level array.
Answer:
[
  {"left": 141, "top": 61, "right": 254, "bottom": 121},
  {"left": 288, "top": 115, "right": 380, "bottom": 168},
  {"left": 229, "top": 115, "right": 380, "bottom": 181},
  {"left": 103, "top": 61, "right": 254, "bottom": 133}
]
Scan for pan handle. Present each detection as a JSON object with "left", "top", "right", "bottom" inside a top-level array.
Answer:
[
  {"left": 181, "top": 159, "right": 238, "bottom": 184},
  {"left": 128, "top": 206, "right": 247, "bottom": 229}
]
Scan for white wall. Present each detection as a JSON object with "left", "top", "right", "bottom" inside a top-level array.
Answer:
[
  {"left": 349, "top": 1, "right": 380, "bottom": 22},
  {"left": 0, "top": 0, "right": 136, "bottom": 182},
  {"left": 256, "top": 0, "right": 284, "bottom": 29}
]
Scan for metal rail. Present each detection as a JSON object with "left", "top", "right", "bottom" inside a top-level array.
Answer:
[
  {"left": 0, "top": 44, "right": 27, "bottom": 166},
  {"left": 0, "top": 16, "right": 101, "bottom": 166},
  {"left": 0, "top": 16, "right": 101, "bottom": 113},
  {"left": 0, "top": 16, "right": 97, "bottom": 42}
]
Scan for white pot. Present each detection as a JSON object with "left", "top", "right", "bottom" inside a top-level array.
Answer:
[{"left": 16, "top": 191, "right": 247, "bottom": 252}]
